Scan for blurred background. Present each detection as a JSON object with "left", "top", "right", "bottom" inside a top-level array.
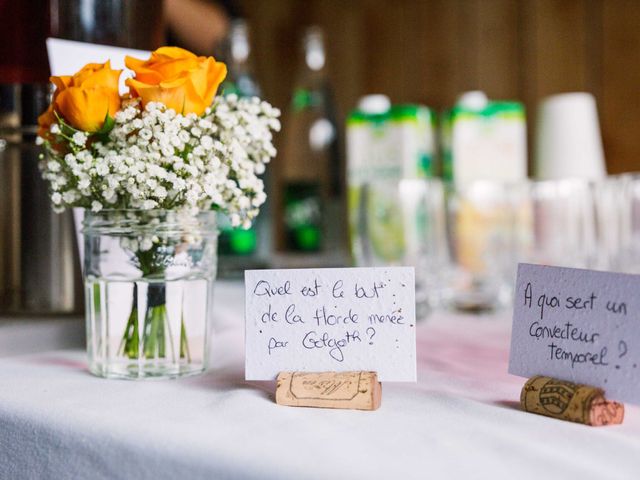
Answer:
[
  {"left": 246, "top": 0, "right": 638, "bottom": 175},
  {"left": 3, "top": 0, "right": 639, "bottom": 170},
  {"left": 1, "top": 0, "right": 640, "bottom": 317}
]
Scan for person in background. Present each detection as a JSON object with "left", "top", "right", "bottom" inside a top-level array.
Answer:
[{"left": 164, "top": 0, "right": 240, "bottom": 55}]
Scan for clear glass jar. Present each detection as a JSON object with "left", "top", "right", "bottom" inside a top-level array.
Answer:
[{"left": 83, "top": 210, "right": 218, "bottom": 379}]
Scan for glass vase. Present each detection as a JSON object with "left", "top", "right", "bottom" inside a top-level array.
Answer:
[{"left": 83, "top": 210, "right": 218, "bottom": 379}]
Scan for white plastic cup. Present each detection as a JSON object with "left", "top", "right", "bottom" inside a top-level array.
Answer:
[{"left": 535, "top": 92, "right": 606, "bottom": 180}]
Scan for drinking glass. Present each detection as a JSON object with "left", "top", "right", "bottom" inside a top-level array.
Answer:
[
  {"left": 608, "top": 174, "right": 640, "bottom": 273},
  {"left": 83, "top": 210, "right": 218, "bottom": 379},
  {"left": 447, "top": 181, "right": 528, "bottom": 311},
  {"left": 523, "top": 178, "right": 597, "bottom": 269},
  {"left": 356, "top": 178, "right": 450, "bottom": 317}
]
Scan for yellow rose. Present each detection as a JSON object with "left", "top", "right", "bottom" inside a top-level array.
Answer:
[
  {"left": 125, "top": 47, "right": 227, "bottom": 116},
  {"left": 43, "top": 61, "right": 122, "bottom": 133}
]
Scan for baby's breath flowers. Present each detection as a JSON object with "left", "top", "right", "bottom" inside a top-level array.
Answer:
[{"left": 39, "top": 94, "right": 280, "bottom": 229}]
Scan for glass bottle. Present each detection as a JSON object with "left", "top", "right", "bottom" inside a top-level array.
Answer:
[
  {"left": 217, "top": 19, "right": 271, "bottom": 274},
  {"left": 280, "top": 26, "right": 341, "bottom": 254},
  {"left": 221, "top": 19, "right": 261, "bottom": 98}
]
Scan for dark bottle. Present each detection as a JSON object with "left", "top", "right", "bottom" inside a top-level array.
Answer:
[{"left": 280, "top": 26, "right": 340, "bottom": 253}]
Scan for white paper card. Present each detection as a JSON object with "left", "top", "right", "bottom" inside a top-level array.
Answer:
[
  {"left": 509, "top": 263, "right": 640, "bottom": 404},
  {"left": 46, "top": 39, "right": 151, "bottom": 265},
  {"left": 46, "top": 38, "right": 149, "bottom": 94},
  {"left": 245, "top": 267, "right": 416, "bottom": 381}
]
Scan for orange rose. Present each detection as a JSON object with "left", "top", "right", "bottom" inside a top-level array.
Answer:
[
  {"left": 125, "top": 47, "right": 227, "bottom": 116},
  {"left": 40, "top": 61, "right": 122, "bottom": 133}
]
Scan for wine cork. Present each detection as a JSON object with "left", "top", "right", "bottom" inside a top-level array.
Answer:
[
  {"left": 521, "top": 376, "right": 624, "bottom": 426},
  {"left": 276, "top": 371, "right": 381, "bottom": 410}
]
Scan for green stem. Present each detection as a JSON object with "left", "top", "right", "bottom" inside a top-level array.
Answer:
[
  {"left": 141, "top": 284, "right": 169, "bottom": 359},
  {"left": 156, "top": 305, "right": 166, "bottom": 358},
  {"left": 180, "top": 315, "right": 191, "bottom": 362},
  {"left": 118, "top": 245, "right": 191, "bottom": 362},
  {"left": 118, "top": 283, "right": 140, "bottom": 359},
  {"left": 143, "top": 304, "right": 164, "bottom": 358},
  {"left": 92, "top": 283, "right": 101, "bottom": 316}
]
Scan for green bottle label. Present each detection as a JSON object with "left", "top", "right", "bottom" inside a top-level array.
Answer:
[
  {"left": 218, "top": 216, "right": 258, "bottom": 256},
  {"left": 222, "top": 80, "right": 240, "bottom": 97},
  {"left": 284, "top": 182, "right": 322, "bottom": 251},
  {"left": 293, "top": 88, "right": 323, "bottom": 112}
]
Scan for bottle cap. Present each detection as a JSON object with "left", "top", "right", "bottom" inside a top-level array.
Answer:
[
  {"left": 230, "top": 19, "right": 250, "bottom": 62},
  {"left": 304, "top": 26, "right": 325, "bottom": 71},
  {"left": 357, "top": 95, "right": 391, "bottom": 114},
  {"left": 456, "top": 90, "right": 489, "bottom": 110}
]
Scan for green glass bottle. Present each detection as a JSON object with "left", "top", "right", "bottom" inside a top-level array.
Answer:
[
  {"left": 281, "top": 26, "right": 341, "bottom": 253},
  {"left": 217, "top": 19, "right": 271, "bottom": 273}
]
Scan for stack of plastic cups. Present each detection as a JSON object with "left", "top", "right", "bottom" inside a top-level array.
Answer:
[
  {"left": 535, "top": 92, "right": 606, "bottom": 181},
  {"left": 532, "top": 92, "right": 607, "bottom": 270}
]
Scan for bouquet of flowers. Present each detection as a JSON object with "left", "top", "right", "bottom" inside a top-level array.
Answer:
[
  {"left": 38, "top": 47, "right": 279, "bottom": 223},
  {"left": 37, "top": 47, "right": 280, "bottom": 371}
]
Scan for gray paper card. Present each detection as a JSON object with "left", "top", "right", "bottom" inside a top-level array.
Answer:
[{"left": 509, "top": 263, "right": 640, "bottom": 404}]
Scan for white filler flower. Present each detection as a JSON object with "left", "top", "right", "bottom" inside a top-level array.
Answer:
[{"left": 40, "top": 96, "right": 281, "bottom": 225}]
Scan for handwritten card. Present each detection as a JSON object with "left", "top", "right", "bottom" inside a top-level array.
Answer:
[
  {"left": 245, "top": 267, "right": 416, "bottom": 381},
  {"left": 509, "top": 263, "right": 640, "bottom": 404}
]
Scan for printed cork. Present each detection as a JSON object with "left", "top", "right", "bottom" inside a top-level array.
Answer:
[
  {"left": 276, "top": 371, "right": 382, "bottom": 410},
  {"left": 521, "top": 375, "right": 624, "bottom": 426}
]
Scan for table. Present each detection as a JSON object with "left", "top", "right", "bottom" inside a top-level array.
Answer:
[{"left": 1, "top": 281, "right": 639, "bottom": 480}]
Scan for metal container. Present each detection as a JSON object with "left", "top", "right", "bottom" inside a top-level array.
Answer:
[
  {"left": 0, "top": 0, "right": 165, "bottom": 315},
  {"left": 0, "top": 84, "right": 82, "bottom": 315},
  {"left": 50, "top": 0, "right": 164, "bottom": 49}
]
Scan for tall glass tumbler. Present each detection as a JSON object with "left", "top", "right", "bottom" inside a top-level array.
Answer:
[
  {"left": 610, "top": 174, "right": 640, "bottom": 273},
  {"left": 447, "top": 181, "right": 529, "bottom": 312},
  {"left": 592, "top": 174, "right": 628, "bottom": 271},
  {"left": 524, "top": 179, "right": 597, "bottom": 269},
  {"left": 357, "top": 178, "right": 450, "bottom": 318}
]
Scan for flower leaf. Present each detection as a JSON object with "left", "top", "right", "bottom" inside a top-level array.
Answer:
[
  {"left": 53, "top": 110, "right": 81, "bottom": 136},
  {"left": 96, "top": 113, "right": 116, "bottom": 135}
]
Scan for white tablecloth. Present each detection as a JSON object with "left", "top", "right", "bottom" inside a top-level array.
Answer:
[{"left": 1, "top": 281, "right": 639, "bottom": 480}]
